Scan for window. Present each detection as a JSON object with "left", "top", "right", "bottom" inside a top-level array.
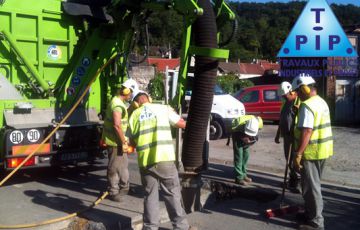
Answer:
[
  {"left": 240, "top": 90, "right": 259, "bottom": 103},
  {"left": 264, "top": 90, "right": 280, "bottom": 102}
]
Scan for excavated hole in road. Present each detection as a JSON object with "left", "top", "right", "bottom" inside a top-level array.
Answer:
[{"left": 210, "top": 181, "right": 279, "bottom": 203}]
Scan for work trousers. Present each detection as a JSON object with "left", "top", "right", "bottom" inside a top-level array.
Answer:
[
  {"left": 301, "top": 159, "right": 326, "bottom": 228},
  {"left": 283, "top": 135, "right": 299, "bottom": 185},
  {"left": 232, "top": 134, "right": 250, "bottom": 180},
  {"left": 140, "top": 161, "right": 189, "bottom": 230},
  {"left": 107, "top": 146, "right": 129, "bottom": 196}
]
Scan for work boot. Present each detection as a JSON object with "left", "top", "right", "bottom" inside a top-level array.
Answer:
[
  {"left": 108, "top": 193, "right": 124, "bottom": 202},
  {"left": 298, "top": 222, "right": 324, "bottom": 230},
  {"left": 288, "top": 179, "right": 301, "bottom": 193},
  {"left": 235, "top": 178, "right": 248, "bottom": 186},
  {"left": 119, "top": 188, "right": 129, "bottom": 195},
  {"left": 244, "top": 176, "right": 252, "bottom": 183},
  {"left": 296, "top": 212, "right": 308, "bottom": 224}
]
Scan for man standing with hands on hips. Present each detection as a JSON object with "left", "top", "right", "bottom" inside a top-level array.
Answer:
[{"left": 292, "top": 73, "right": 333, "bottom": 230}]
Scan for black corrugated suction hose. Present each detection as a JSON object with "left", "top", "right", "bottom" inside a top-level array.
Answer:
[{"left": 182, "top": 0, "right": 218, "bottom": 172}]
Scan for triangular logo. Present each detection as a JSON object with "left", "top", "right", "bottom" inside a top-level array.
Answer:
[{"left": 278, "top": 0, "right": 358, "bottom": 57}]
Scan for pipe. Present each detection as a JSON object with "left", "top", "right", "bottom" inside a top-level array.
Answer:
[{"left": 181, "top": 0, "right": 218, "bottom": 172}]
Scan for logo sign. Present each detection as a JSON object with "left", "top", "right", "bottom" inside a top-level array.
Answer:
[
  {"left": 82, "top": 57, "right": 91, "bottom": 67},
  {"left": 47, "top": 45, "right": 62, "bottom": 60},
  {"left": 72, "top": 76, "right": 81, "bottom": 86},
  {"left": 27, "top": 129, "right": 41, "bottom": 143},
  {"left": 278, "top": 0, "right": 358, "bottom": 57},
  {"left": 76, "top": 67, "right": 86, "bottom": 76},
  {"left": 66, "top": 87, "right": 75, "bottom": 96},
  {"left": 9, "top": 130, "right": 24, "bottom": 144}
]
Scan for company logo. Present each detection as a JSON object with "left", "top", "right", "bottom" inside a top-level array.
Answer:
[
  {"left": 47, "top": 45, "right": 62, "bottom": 60},
  {"left": 278, "top": 0, "right": 358, "bottom": 57}
]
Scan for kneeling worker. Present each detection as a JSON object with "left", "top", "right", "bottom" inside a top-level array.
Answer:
[{"left": 231, "top": 115, "right": 263, "bottom": 185}]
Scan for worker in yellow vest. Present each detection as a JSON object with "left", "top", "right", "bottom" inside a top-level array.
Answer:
[
  {"left": 275, "top": 81, "right": 301, "bottom": 192},
  {"left": 231, "top": 115, "right": 263, "bottom": 185},
  {"left": 101, "top": 79, "right": 138, "bottom": 202},
  {"left": 292, "top": 73, "right": 333, "bottom": 230},
  {"left": 128, "top": 91, "right": 196, "bottom": 230}
]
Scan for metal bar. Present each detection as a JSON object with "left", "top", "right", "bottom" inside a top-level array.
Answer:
[
  {"left": 188, "top": 46, "right": 229, "bottom": 59},
  {"left": 1, "top": 30, "right": 49, "bottom": 92}
]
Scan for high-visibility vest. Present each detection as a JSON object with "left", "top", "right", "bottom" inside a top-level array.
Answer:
[
  {"left": 129, "top": 103, "right": 175, "bottom": 168},
  {"left": 294, "top": 95, "right": 333, "bottom": 160},
  {"left": 102, "top": 96, "right": 128, "bottom": 146},
  {"left": 231, "top": 115, "right": 255, "bottom": 132}
]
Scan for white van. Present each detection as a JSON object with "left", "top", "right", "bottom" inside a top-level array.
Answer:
[
  {"left": 185, "top": 84, "right": 245, "bottom": 140},
  {"left": 165, "top": 69, "right": 245, "bottom": 140}
]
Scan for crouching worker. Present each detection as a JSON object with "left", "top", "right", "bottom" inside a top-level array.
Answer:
[{"left": 231, "top": 115, "right": 263, "bottom": 185}]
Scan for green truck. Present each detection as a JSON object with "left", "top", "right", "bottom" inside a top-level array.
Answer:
[{"left": 0, "top": 0, "right": 233, "bottom": 171}]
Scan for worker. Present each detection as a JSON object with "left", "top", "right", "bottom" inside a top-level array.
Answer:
[
  {"left": 101, "top": 79, "right": 138, "bottom": 202},
  {"left": 292, "top": 73, "right": 333, "bottom": 230},
  {"left": 128, "top": 91, "right": 196, "bottom": 230},
  {"left": 231, "top": 115, "right": 263, "bottom": 185},
  {"left": 275, "top": 81, "right": 300, "bottom": 192}
]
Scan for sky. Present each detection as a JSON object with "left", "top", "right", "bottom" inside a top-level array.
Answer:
[{"left": 233, "top": 0, "right": 360, "bottom": 6}]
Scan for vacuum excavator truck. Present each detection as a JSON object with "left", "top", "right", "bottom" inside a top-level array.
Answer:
[{"left": 0, "top": 0, "right": 234, "bottom": 172}]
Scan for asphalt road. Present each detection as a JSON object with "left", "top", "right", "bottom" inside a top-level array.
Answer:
[
  {"left": 0, "top": 124, "right": 359, "bottom": 229},
  {"left": 209, "top": 123, "right": 360, "bottom": 188}
]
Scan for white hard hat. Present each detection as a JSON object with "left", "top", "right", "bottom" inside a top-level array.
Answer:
[
  {"left": 122, "top": 79, "right": 139, "bottom": 92},
  {"left": 279, "top": 81, "right": 292, "bottom": 96},
  {"left": 244, "top": 117, "right": 259, "bottom": 137},
  {"left": 133, "top": 90, "right": 150, "bottom": 101},
  {"left": 291, "top": 73, "right": 316, "bottom": 90}
]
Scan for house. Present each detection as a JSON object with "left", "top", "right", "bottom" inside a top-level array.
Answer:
[
  {"left": 146, "top": 57, "right": 180, "bottom": 72},
  {"left": 218, "top": 60, "right": 280, "bottom": 79}
]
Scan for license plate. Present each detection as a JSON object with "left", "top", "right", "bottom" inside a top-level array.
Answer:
[{"left": 60, "top": 152, "right": 88, "bottom": 161}]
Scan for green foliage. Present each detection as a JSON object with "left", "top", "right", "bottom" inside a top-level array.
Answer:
[
  {"left": 217, "top": 74, "right": 238, "bottom": 94},
  {"left": 148, "top": 73, "right": 165, "bottom": 100},
  {"left": 216, "top": 74, "right": 254, "bottom": 94},
  {"left": 147, "top": 2, "right": 360, "bottom": 61},
  {"left": 148, "top": 10, "right": 183, "bottom": 52}
]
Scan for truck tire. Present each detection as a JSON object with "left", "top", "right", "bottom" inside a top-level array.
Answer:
[{"left": 210, "top": 120, "right": 223, "bottom": 140}]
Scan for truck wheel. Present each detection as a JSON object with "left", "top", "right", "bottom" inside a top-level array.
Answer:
[{"left": 210, "top": 120, "right": 223, "bottom": 140}]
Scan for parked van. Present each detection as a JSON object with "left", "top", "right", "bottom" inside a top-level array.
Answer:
[
  {"left": 166, "top": 69, "right": 245, "bottom": 140},
  {"left": 233, "top": 85, "right": 282, "bottom": 121},
  {"left": 185, "top": 85, "right": 245, "bottom": 140}
]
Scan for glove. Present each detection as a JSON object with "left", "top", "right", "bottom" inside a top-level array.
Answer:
[
  {"left": 293, "top": 154, "right": 303, "bottom": 172},
  {"left": 122, "top": 142, "right": 129, "bottom": 153}
]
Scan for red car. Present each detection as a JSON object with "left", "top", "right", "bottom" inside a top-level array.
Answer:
[{"left": 233, "top": 85, "right": 282, "bottom": 121}]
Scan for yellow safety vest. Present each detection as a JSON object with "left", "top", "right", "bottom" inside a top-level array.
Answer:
[
  {"left": 129, "top": 103, "right": 175, "bottom": 168},
  {"left": 102, "top": 96, "right": 128, "bottom": 146},
  {"left": 231, "top": 115, "right": 255, "bottom": 132},
  {"left": 294, "top": 95, "right": 333, "bottom": 160}
]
